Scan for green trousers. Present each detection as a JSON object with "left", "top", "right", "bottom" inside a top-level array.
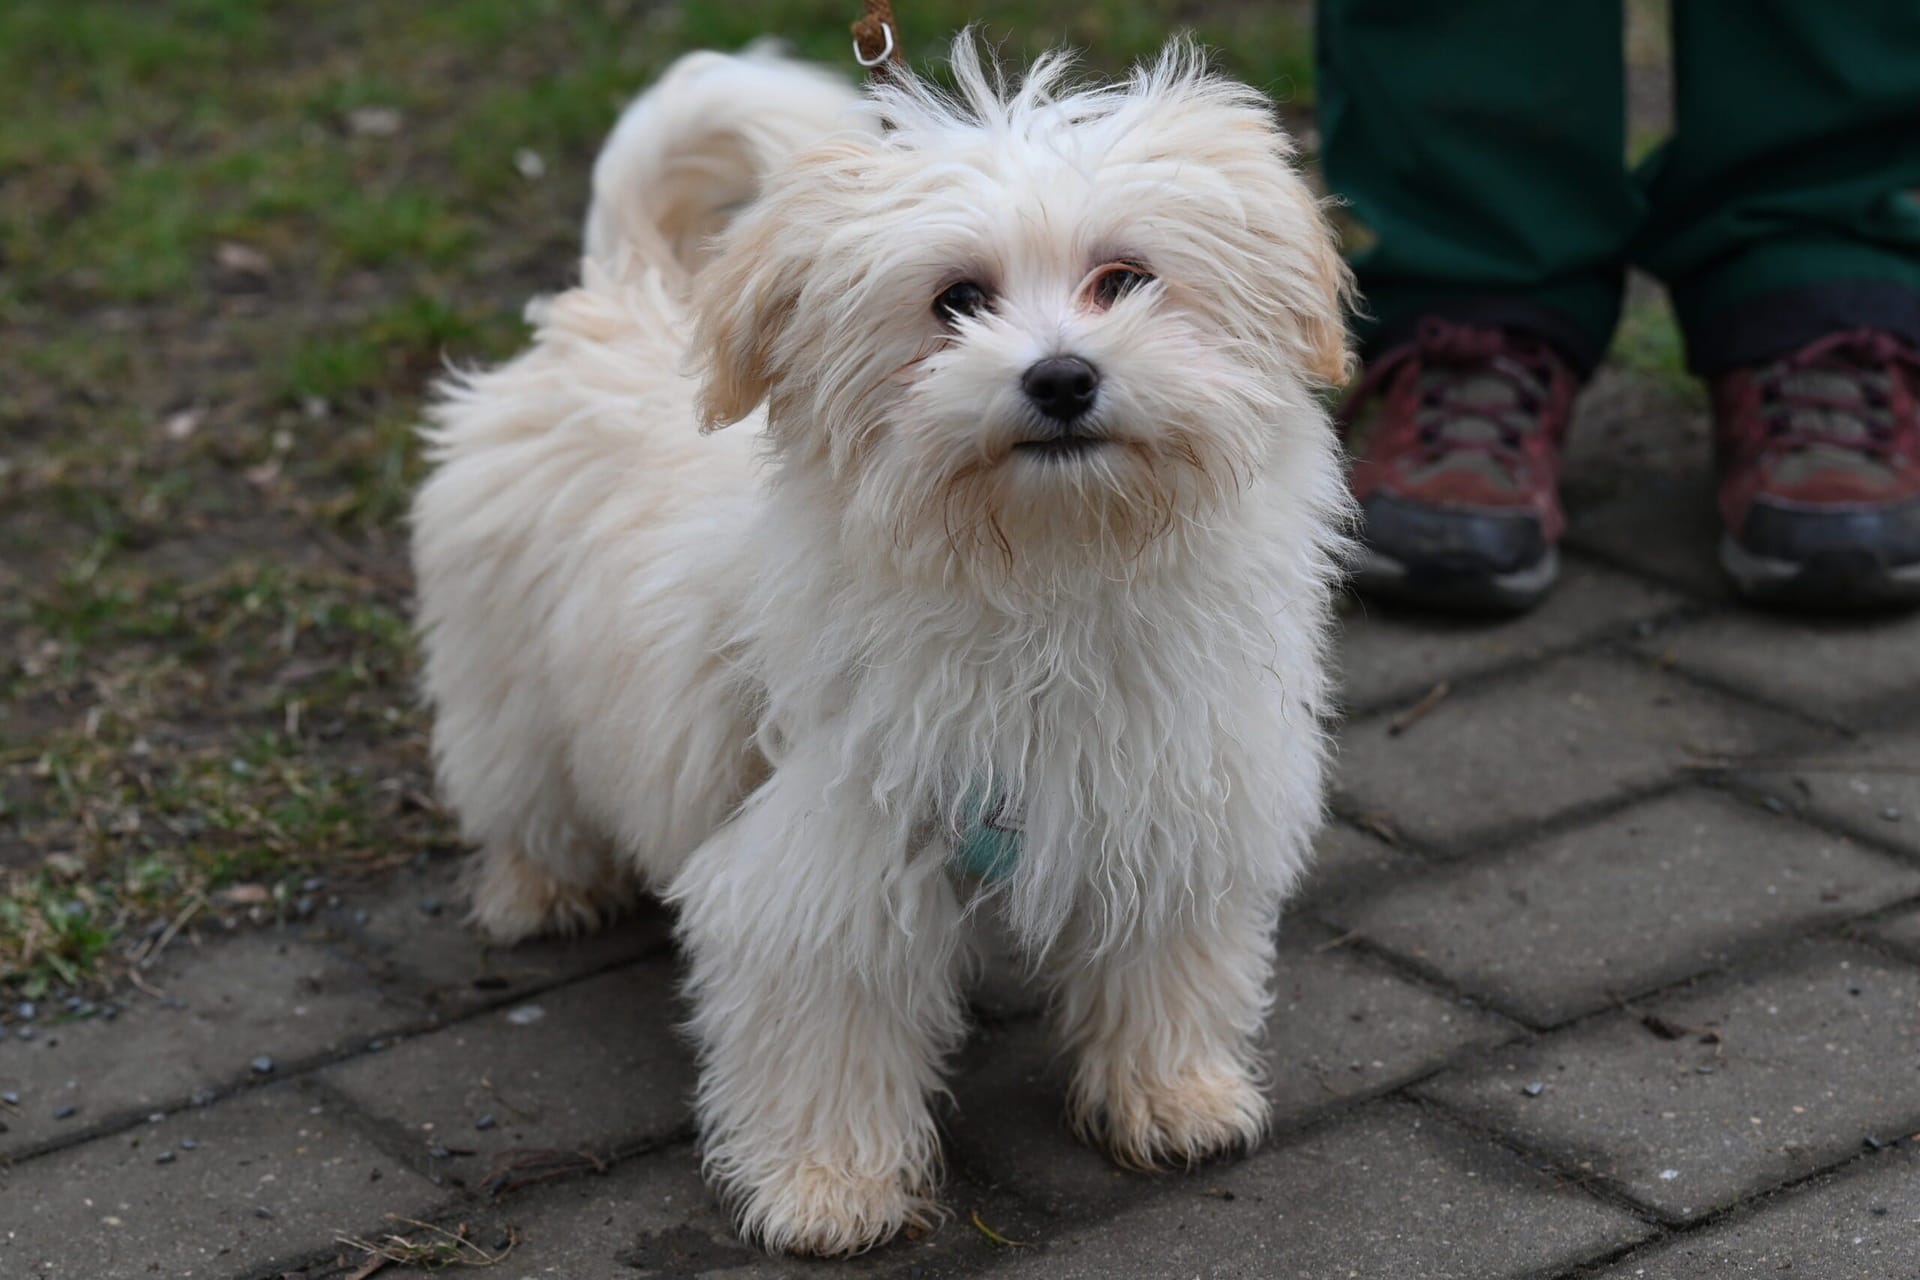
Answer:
[{"left": 1317, "top": 0, "right": 1920, "bottom": 373}]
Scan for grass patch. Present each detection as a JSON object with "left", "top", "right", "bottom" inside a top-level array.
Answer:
[
  {"left": 2, "top": 735, "right": 437, "bottom": 997},
  {"left": 282, "top": 295, "right": 489, "bottom": 404},
  {"left": 4, "top": 559, "right": 443, "bottom": 995},
  {"left": 1607, "top": 289, "right": 1699, "bottom": 401},
  {"left": 0, "top": 876, "right": 118, "bottom": 994},
  {"left": 330, "top": 190, "right": 477, "bottom": 269}
]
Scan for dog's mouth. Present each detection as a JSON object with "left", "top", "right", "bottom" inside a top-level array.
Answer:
[{"left": 1010, "top": 433, "right": 1110, "bottom": 462}]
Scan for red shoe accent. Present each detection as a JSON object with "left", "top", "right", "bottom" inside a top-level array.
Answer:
[
  {"left": 1711, "top": 329, "right": 1920, "bottom": 608},
  {"left": 1336, "top": 319, "right": 1580, "bottom": 611},
  {"left": 1340, "top": 319, "right": 1579, "bottom": 538},
  {"left": 1713, "top": 328, "right": 1920, "bottom": 527}
]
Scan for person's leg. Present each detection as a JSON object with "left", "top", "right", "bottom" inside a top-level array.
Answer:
[
  {"left": 1637, "top": 0, "right": 1920, "bottom": 607},
  {"left": 1318, "top": 0, "right": 1636, "bottom": 372},
  {"left": 1636, "top": 0, "right": 1920, "bottom": 370},
  {"left": 1318, "top": 0, "right": 1628, "bottom": 612}
]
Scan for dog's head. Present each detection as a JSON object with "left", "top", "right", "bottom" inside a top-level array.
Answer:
[{"left": 694, "top": 35, "right": 1351, "bottom": 576}]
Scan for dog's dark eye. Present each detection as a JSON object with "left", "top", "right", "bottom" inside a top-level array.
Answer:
[
  {"left": 934, "top": 281, "right": 991, "bottom": 325},
  {"left": 1090, "top": 263, "right": 1155, "bottom": 309}
]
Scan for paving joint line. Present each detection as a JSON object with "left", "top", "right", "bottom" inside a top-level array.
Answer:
[
  {"left": 1538, "top": 1104, "right": 1920, "bottom": 1280},
  {"left": 1706, "top": 771, "right": 1920, "bottom": 872},
  {"left": 1335, "top": 613, "right": 1660, "bottom": 728},
  {"left": 217, "top": 1113, "right": 704, "bottom": 1280},
  {"left": 1406, "top": 1090, "right": 1674, "bottom": 1227},
  {"left": 1331, "top": 771, "right": 1697, "bottom": 865},
  {"left": 1617, "top": 643, "right": 1863, "bottom": 740},
  {"left": 1335, "top": 592, "right": 1702, "bottom": 724},
  {"left": 0, "top": 933, "right": 676, "bottom": 1172},
  {"left": 1403, "top": 935, "right": 1920, "bottom": 1257},
  {"left": 1339, "top": 873, "right": 1920, "bottom": 1042},
  {"left": 1321, "top": 930, "right": 1540, "bottom": 1032},
  {"left": 1556, "top": 535, "right": 1725, "bottom": 608},
  {"left": 1456, "top": 926, "right": 1906, "bottom": 1065},
  {"left": 298, "top": 1072, "right": 473, "bottom": 1196}
]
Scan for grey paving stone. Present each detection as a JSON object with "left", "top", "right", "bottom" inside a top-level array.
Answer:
[
  {"left": 1634, "top": 610, "right": 1920, "bottom": 728},
  {"left": 1332, "top": 789, "right": 1920, "bottom": 1024},
  {"left": 1337, "top": 560, "right": 1681, "bottom": 714},
  {"left": 1871, "top": 904, "right": 1920, "bottom": 959},
  {"left": 1558, "top": 371, "right": 1722, "bottom": 601},
  {"left": 1336, "top": 653, "right": 1813, "bottom": 851},
  {"left": 0, "top": 1078, "right": 443, "bottom": 1280},
  {"left": 322, "top": 960, "right": 694, "bottom": 1173},
  {"left": 1561, "top": 365, "right": 1709, "bottom": 494},
  {"left": 969, "top": 917, "right": 1043, "bottom": 1022},
  {"left": 943, "top": 936, "right": 1511, "bottom": 1213},
  {"left": 310, "top": 855, "right": 671, "bottom": 1020},
  {"left": 451, "top": 1151, "right": 779, "bottom": 1279},
  {"left": 0, "top": 932, "right": 411, "bottom": 1160},
  {"left": 461, "top": 1145, "right": 1020, "bottom": 1278},
  {"left": 1590, "top": 1143, "right": 1920, "bottom": 1280},
  {"left": 1265, "top": 935, "right": 1513, "bottom": 1120},
  {"left": 1418, "top": 940, "right": 1920, "bottom": 1220},
  {"left": 943, "top": 1022, "right": 1161, "bottom": 1215},
  {"left": 1741, "top": 726, "right": 1920, "bottom": 860},
  {"left": 985, "top": 1103, "right": 1648, "bottom": 1280},
  {"left": 1293, "top": 822, "right": 1412, "bottom": 910}
]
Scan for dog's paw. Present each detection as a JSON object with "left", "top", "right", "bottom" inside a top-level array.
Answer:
[
  {"left": 464, "top": 845, "right": 625, "bottom": 945},
  {"left": 1072, "top": 1064, "right": 1269, "bottom": 1171},
  {"left": 730, "top": 1161, "right": 940, "bottom": 1257}
]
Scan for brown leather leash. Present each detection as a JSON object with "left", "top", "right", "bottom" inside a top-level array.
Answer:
[{"left": 851, "top": 0, "right": 905, "bottom": 81}]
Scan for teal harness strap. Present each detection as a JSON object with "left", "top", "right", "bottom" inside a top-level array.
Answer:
[{"left": 952, "top": 786, "right": 1023, "bottom": 883}]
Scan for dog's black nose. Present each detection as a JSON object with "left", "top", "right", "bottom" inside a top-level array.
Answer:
[{"left": 1021, "top": 356, "right": 1100, "bottom": 422}]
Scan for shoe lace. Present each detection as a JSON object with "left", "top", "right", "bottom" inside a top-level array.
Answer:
[
  {"left": 1753, "top": 328, "right": 1920, "bottom": 462},
  {"left": 1340, "top": 319, "right": 1563, "bottom": 471}
]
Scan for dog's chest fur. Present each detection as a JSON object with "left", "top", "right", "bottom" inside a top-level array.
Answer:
[{"left": 732, "top": 475, "right": 1335, "bottom": 946}]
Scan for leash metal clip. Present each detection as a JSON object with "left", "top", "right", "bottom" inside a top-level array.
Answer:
[{"left": 853, "top": 21, "right": 895, "bottom": 68}]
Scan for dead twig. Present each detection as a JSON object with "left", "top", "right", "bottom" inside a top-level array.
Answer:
[
  {"left": 344, "top": 1254, "right": 390, "bottom": 1280},
  {"left": 1612, "top": 994, "right": 1727, "bottom": 1055},
  {"left": 1387, "top": 681, "right": 1451, "bottom": 737},
  {"left": 131, "top": 892, "right": 204, "bottom": 971},
  {"left": 970, "top": 1210, "right": 1031, "bottom": 1248},
  {"left": 336, "top": 1217, "right": 516, "bottom": 1271},
  {"left": 1351, "top": 812, "right": 1401, "bottom": 846},
  {"left": 481, "top": 1147, "right": 609, "bottom": 1198}
]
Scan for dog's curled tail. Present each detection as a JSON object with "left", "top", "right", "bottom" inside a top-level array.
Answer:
[{"left": 584, "top": 44, "right": 870, "bottom": 287}]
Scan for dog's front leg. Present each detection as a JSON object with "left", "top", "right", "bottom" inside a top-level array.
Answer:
[
  {"left": 670, "top": 757, "right": 966, "bottom": 1256},
  {"left": 1050, "top": 893, "right": 1277, "bottom": 1169}
]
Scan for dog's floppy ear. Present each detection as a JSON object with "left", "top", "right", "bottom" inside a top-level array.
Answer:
[
  {"left": 1292, "top": 191, "right": 1357, "bottom": 388},
  {"left": 691, "top": 206, "right": 796, "bottom": 432},
  {"left": 1227, "top": 140, "right": 1357, "bottom": 390},
  {"left": 1123, "top": 45, "right": 1355, "bottom": 389},
  {"left": 691, "top": 138, "right": 876, "bottom": 432},
  {"left": 1229, "top": 123, "right": 1355, "bottom": 389}
]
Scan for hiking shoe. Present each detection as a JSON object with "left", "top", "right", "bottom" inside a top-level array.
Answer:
[
  {"left": 1338, "top": 318, "right": 1579, "bottom": 613},
  {"left": 1713, "top": 328, "right": 1920, "bottom": 610}
]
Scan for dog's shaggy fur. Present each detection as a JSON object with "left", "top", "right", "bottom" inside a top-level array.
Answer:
[{"left": 411, "top": 36, "right": 1353, "bottom": 1255}]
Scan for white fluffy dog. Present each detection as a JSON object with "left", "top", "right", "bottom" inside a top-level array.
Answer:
[{"left": 411, "top": 35, "right": 1353, "bottom": 1256}]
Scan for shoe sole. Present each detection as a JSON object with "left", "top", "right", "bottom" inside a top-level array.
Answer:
[
  {"left": 1720, "top": 535, "right": 1920, "bottom": 611},
  {"left": 1352, "top": 546, "right": 1560, "bottom": 615}
]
